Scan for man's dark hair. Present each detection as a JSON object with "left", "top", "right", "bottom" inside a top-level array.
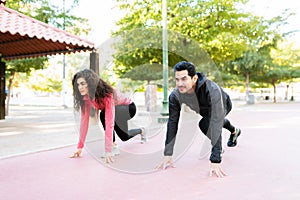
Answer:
[{"left": 173, "top": 61, "right": 196, "bottom": 77}]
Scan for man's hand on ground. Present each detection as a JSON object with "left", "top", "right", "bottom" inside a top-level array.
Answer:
[
  {"left": 209, "top": 163, "right": 227, "bottom": 178},
  {"left": 156, "top": 156, "right": 176, "bottom": 170}
]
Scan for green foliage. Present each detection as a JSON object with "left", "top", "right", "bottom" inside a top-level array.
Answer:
[
  {"left": 29, "top": 76, "right": 62, "bottom": 93},
  {"left": 25, "top": 69, "right": 63, "bottom": 93},
  {"left": 6, "top": 57, "right": 48, "bottom": 74},
  {"left": 112, "top": 0, "right": 293, "bottom": 89},
  {"left": 114, "top": 0, "right": 273, "bottom": 61},
  {"left": 228, "top": 50, "right": 265, "bottom": 78},
  {"left": 112, "top": 27, "right": 221, "bottom": 85},
  {"left": 6, "top": 0, "right": 89, "bottom": 35}
]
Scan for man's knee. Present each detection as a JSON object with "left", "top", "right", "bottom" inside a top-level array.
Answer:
[{"left": 199, "top": 117, "right": 209, "bottom": 135}]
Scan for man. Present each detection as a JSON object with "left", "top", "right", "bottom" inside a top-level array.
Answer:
[{"left": 158, "top": 61, "right": 241, "bottom": 178}]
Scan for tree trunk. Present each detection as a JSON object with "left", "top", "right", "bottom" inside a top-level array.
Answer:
[
  {"left": 245, "top": 72, "right": 250, "bottom": 101},
  {"left": 5, "top": 71, "right": 15, "bottom": 116},
  {"left": 145, "top": 84, "right": 157, "bottom": 112},
  {"left": 245, "top": 73, "right": 249, "bottom": 94},
  {"left": 285, "top": 84, "right": 289, "bottom": 100},
  {"left": 272, "top": 82, "right": 276, "bottom": 103}
]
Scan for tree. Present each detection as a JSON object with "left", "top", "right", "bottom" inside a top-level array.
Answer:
[
  {"left": 227, "top": 50, "right": 265, "bottom": 95},
  {"left": 113, "top": 0, "right": 276, "bottom": 80},
  {"left": 26, "top": 68, "right": 63, "bottom": 94},
  {"left": 5, "top": 57, "right": 48, "bottom": 114},
  {"left": 255, "top": 65, "right": 292, "bottom": 103},
  {"left": 249, "top": 38, "right": 300, "bottom": 103},
  {"left": 263, "top": 41, "right": 300, "bottom": 102},
  {"left": 112, "top": 27, "right": 220, "bottom": 85},
  {"left": 6, "top": 0, "right": 90, "bottom": 35}
]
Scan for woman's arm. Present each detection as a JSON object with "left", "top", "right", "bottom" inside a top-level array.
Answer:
[
  {"left": 103, "top": 95, "right": 115, "bottom": 153},
  {"left": 77, "top": 103, "right": 90, "bottom": 149}
]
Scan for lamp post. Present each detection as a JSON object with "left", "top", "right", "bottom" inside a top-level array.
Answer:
[
  {"left": 160, "top": 0, "right": 169, "bottom": 116},
  {"left": 62, "top": 0, "right": 67, "bottom": 108}
]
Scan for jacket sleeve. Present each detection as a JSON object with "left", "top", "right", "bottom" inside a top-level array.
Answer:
[
  {"left": 77, "top": 103, "right": 90, "bottom": 149},
  {"left": 103, "top": 95, "right": 115, "bottom": 153},
  {"left": 164, "top": 91, "right": 181, "bottom": 156},
  {"left": 206, "top": 81, "right": 225, "bottom": 163}
]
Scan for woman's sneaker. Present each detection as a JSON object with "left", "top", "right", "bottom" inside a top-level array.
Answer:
[
  {"left": 227, "top": 128, "right": 241, "bottom": 147},
  {"left": 140, "top": 127, "right": 147, "bottom": 143},
  {"left": 112, "top": 144, "right": 120, "bottom": 155},
  {"left": 101, "top": 144, "right": 120, "bottom": 158}
]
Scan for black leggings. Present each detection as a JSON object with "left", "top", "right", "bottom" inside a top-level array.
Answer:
[
  {"left": 199, "top": 117, "right": 235, "bottom": 136},
  {"left": 100, "top": 102, "right": 142, "bottom": 142},
  {"left": 199, "top": 97, "right": 235, "bottom": 136}
]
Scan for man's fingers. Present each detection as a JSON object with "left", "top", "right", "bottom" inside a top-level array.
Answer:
[
  {"left": 156, "top": 157, "right": 175, "bottom": 170},
  {"left": 165, "top": 163, "right": 176, "bottom": 169},
  {"left": 220, "top": 169, "right": 228, "bottom": 176},
  {"left": 162, "top": 163, "right": 167, "bottom": 170},
  {"left": 216, "top": 168, "right": 227, "bottom": 177},
  {"left": 210, "top": 169, "right": 227, "bottom": 178},
  {"left": 155, "top": 164, "right": 161, "bottom": 170},
  {"left": 216, "top": 170, "right": 222, "bottom": 178},
  {"left": 156, "top": 162, "right": 172, "bottom": 170},
  {"left": 163, "top": 162, "right": 176, "bottom": 170},
  {"left": 170, "top": 163, "right": 176, "bottom": 168},
  {"left": 155, "top": 161, "right": 167, "bottom": 170}
]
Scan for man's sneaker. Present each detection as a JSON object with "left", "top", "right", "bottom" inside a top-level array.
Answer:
[
  {"left": 227, "top": 128, "right": 241, "bottom": 147},
  {"left": 141, "top": 127, "right": 147, "bottom": 143}
]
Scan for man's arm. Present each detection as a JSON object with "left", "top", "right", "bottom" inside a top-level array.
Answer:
[
  {"left": 205, "top": 81, "right": 228, "bottom": 177},
  {"left": 164, "top": 91, "right": 181, "bottom": 156},
  {"left": 157, "top": 92, "right": 181, "bottom": 170},
  {"left": 206, "top": 81, "right": 225, "bottom": 163}
]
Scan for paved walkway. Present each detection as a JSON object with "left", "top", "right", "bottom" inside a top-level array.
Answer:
[{"left": 0, "top": 101, "right": 300, "bottom": 200}]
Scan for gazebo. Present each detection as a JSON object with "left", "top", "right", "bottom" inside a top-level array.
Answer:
[{"left": 0, "top": 1, "right": 99, "bottom": 119}]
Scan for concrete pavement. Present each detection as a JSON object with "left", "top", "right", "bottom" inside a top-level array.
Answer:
[{"left": 0, "top": 105, "right": 77, "bottom": 159}]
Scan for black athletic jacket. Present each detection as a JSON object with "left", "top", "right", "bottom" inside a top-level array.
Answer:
[{"left": 164, "top": 72, "right": 231, "bottom": 163}]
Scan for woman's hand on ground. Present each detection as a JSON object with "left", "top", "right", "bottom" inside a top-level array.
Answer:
[
  {"left": 104, "top": 152, "right": 114, "bottom": 164},
  {"left": 69, "top": 148, "right": 82, "bottom": 158}
]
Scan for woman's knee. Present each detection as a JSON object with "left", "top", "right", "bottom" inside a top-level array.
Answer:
[{"left": 129, "top": 102, "right": 136, "bottom": 118}]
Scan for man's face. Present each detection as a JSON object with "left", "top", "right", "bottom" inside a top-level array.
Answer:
[{"left": 175, "top": 70, "right": 197, "bottom": 94}]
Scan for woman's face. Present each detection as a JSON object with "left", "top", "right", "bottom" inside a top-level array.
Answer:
[{"left": 76, "top": 77, "right": 89, "bottom": 96}]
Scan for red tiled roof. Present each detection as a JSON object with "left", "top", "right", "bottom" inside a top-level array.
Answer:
[{"left": 0, "top": 5, "right": 95, "bottom": 61}]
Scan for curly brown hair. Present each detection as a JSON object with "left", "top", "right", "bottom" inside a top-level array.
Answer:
[{"left": 72, "top": 69, "right": 114, "bottom": 112}]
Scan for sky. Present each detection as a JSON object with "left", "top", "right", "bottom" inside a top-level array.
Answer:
[
  {"left": 246, "top": 0, "right": 300, "bottom": 43},
  {"left": 73, "top": 0, "right": 125, "bottom": 46},
  {"left": 73, "top": 0, "right": 300, "bottom": 46}
]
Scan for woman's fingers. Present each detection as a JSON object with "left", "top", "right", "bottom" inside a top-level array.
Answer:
[{"left": 69, "top": 149, "right": 82, "bottom": 158}]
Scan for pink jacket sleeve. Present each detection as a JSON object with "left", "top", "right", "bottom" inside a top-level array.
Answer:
[
  {"left": 77, "top": 103, "right": 90, "bottom": 149},
  {"left": 103, "top": 95, "right": 115, "bottom": 152}
]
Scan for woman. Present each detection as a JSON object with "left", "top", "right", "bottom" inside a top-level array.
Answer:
[{"left": 70, "top": 69, "right": 146, "bottom": 163}]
